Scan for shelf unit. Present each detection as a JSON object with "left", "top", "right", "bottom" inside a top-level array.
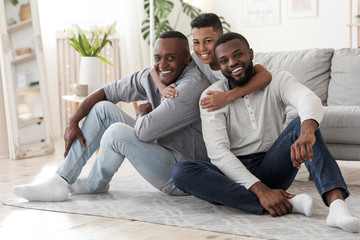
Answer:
[
  {"left": 11, "top": 52, "right": 36, "bottom": 64},
  {"left": 0, "top": 0, "right": 53, "bottom": 159},
  {"left": 15, "top": 84, "right": 39, "bottom": 96},
  {"left": 7, "top": 18, "right": 32, "bottom": 33},
  {"left": 349, "top": 0, "right": 360, "bottom": 48}
]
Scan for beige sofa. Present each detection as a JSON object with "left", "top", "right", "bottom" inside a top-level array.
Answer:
[{"left": 254, "top": 48, "right": 360, "bottom": 161}]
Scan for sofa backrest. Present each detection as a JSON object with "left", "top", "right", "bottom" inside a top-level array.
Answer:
[
  {"left": 254, "top": 48, "right": 334, "bottom": 105},
  {"left": 328, "top": 48, "right": 360, "bottom": 106}
]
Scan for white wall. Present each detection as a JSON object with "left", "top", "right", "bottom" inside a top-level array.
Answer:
[
  {"left": 154, "top": 0, "right": 356, "bottom": 52},
  {"left": 211, "top": 0, "right": 352, "bottom": 52}
]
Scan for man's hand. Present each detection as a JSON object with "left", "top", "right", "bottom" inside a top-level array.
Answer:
[
  {"left": 200, "top": 91, "right": 229, "bottom": 112},
  {"left": 136, "top": 102, "right": 153, "bottom": 118},
  {"left": 290, "top": 119, "right": 318, "bottom": 168},
  {"left": 250, "top": 182, "right": 294, "bottom": 217},
  {"left": 63, "top": 118, "right": 86, "bottom": 158}
]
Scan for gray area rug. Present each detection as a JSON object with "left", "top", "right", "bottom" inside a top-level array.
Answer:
[{"left": 4, "top": 175, "right": 360, "bottom": 240}]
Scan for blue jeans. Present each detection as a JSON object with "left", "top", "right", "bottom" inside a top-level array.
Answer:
[
  {"left": 57, "top": 101, "right": 185, "bottom": 195},
  {"left": 171, "top": 117, "right": 349, "bottom": 214}
]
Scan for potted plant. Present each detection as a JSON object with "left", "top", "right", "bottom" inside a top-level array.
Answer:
[
  {"left": 64, "top": 22, "right": 117, "bottom": 66},
  {"left": 64, "top": 22, "right": 117, "bottom": 94}
]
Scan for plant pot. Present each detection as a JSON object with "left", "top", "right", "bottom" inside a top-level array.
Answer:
[{"left": 78, "top": 57, "right": 100, "bottom": 95}]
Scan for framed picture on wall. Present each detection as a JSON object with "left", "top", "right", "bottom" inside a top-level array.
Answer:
[
  {"left": 288, "top": 0, "right": 318, "bottom": 18},
  {"left": 242, "top": 0, "right": 280, "bottom": 26}
]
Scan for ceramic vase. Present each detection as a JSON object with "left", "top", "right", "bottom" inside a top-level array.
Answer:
[{"left": 78, "top": 56, "right": 100, "bottom": 95}]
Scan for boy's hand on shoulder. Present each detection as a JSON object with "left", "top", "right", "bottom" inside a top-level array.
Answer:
[
  {"left": 162, "top": 83, "right": 178, "bottom": 99},
  {"left": 200, "top": 91, "right": 229, "bottom": 112}
]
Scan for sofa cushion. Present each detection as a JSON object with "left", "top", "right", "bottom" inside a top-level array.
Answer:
[
  {"left": 320, "top": 106, "right": 360, "bottom": 144},
  {"left": 327, "top": 48, "right": 360, "bottom": 106},
  {"left": 326, "top": 143, "right": 360, "bottom": 161},
  {"left": 283, "top": 106, "right": 360, "bottom": 144},
  {"left": 254, "top": 48, "right": 334, "bottom": 105}
]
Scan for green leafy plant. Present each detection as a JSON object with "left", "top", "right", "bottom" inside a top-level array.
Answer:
[
  {"left": 10, "top": 0, "right": 18, "bottom": 6},
  {"left": 141, "top": 0, "right": 231, "bottom": 45},
  {"left": 64, "top": 22, "right": 117, "bottom": 67}
]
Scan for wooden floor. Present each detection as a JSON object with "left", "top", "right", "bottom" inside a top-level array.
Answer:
[{"left": 1, "top": 138, "right": 359, "bottom": 240}]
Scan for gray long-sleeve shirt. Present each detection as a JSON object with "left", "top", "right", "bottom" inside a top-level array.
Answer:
[{"left": 103, "top": 60, "right": 210, "bottom": 162}]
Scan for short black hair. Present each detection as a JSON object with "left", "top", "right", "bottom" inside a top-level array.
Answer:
[
  {"left": 190, "top": 13, "right": 223, "bottom": 36},
  {"left": 159, "top": 31, "right": 188, "bottom": 42},
  {"left": 158, "top": 31, "right": 189, "bottom": 51},
  {"left": 214, "top": 32, "right": 250, "bottom": 51}
]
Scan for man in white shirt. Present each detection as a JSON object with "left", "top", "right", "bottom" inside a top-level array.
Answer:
[{"left": 171, "top": 32, "right": 359, "bottom": 233}]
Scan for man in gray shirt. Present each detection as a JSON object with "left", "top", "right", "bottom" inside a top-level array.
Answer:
[{"left": 13, "top": 31, "right": 210, "bottom": 202}]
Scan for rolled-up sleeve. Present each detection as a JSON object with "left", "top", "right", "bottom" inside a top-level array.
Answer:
[{"left": 103, "top": 69, "right": 148, "bottom": 103}]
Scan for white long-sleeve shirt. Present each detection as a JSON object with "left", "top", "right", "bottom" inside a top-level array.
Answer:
[{"left": 200, "top": 69, "right": 323, "bottom": 189}]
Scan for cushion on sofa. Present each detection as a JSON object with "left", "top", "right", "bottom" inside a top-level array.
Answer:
[
  {"left": 326, "top": 143, "right": 360, "bottom": 161},
  {"left": 254, "top": 48, "right": 334, "bottom": 105},
  {"left": 327, "top": 48, "right": 360, "bottom": 106},
  {"left": 283, "top": 106, "right": 360, "bottom": 145},
  {"left": 320, "top": 106, "right": 360, "bottom": 144}
]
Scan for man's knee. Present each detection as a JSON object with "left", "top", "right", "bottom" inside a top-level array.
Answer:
[
  {"left": 171, "top": 162, "right": 185, "bottom": 185},
  {"left": 103, "top": 122, "right": 133, "bottom": 138},
  {"left": 171, "top": 160, "right": 199, "bottom": 185},
  {"left": 92, "top": 101, "right": 117, "bottom": 115},
  {"left": 100, "top": 123, "right": 135, "bottom": 148}
]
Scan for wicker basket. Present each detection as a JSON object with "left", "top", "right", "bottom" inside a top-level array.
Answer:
[
  {"left": 19, "top": 3, "right": 32, "bottom": 21},
  {"left": 16, "top": 47, "right": 32, "bottom": 56}
]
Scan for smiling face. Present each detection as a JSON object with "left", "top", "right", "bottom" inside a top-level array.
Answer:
[
  {"left": 154, "top": 38, "right": 190, "bottom": 85},
  {"left": 192, "top": 27, "right": 221, "bottom": 70},
  {"left": 215, "top": 39, "right": 254, "bottom": 89}
]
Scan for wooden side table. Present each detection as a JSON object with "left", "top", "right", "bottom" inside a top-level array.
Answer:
[{"left": 62, "top": 94, "right": 86, "bottom": 113}]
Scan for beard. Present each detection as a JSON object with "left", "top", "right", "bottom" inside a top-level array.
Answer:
[{"left": 227, "top": 61, "right": 254, "bottom": 88}]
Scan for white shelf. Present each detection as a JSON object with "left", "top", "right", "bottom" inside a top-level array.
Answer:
[
  {"left": 18, "top": 116, "right": 43, "bottom": 128},
  {"left": 11, "top": 52, "right": 36, "bottom": 64},
  {"left": 7, "top": 19, "right": 32, "bottom": 33},
  {"left": 347, "top": 23, "right": 360, "bottom": 27},
  {"left": 15, "top": 85, "right": 40, "bottom": 96}
]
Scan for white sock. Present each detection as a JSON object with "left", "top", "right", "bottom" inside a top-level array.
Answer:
[
  {"left": 68, "top": 177, "right": 109, "bottom": 195},
  {"left": 288, "top": 193, "right": 313, "bottom": 217},
  {"left": 326, "top": 199, "right": 360, "bottom": 233},
  {"left": 13, "top": 175, "right": 69, "bottom": 202}
]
